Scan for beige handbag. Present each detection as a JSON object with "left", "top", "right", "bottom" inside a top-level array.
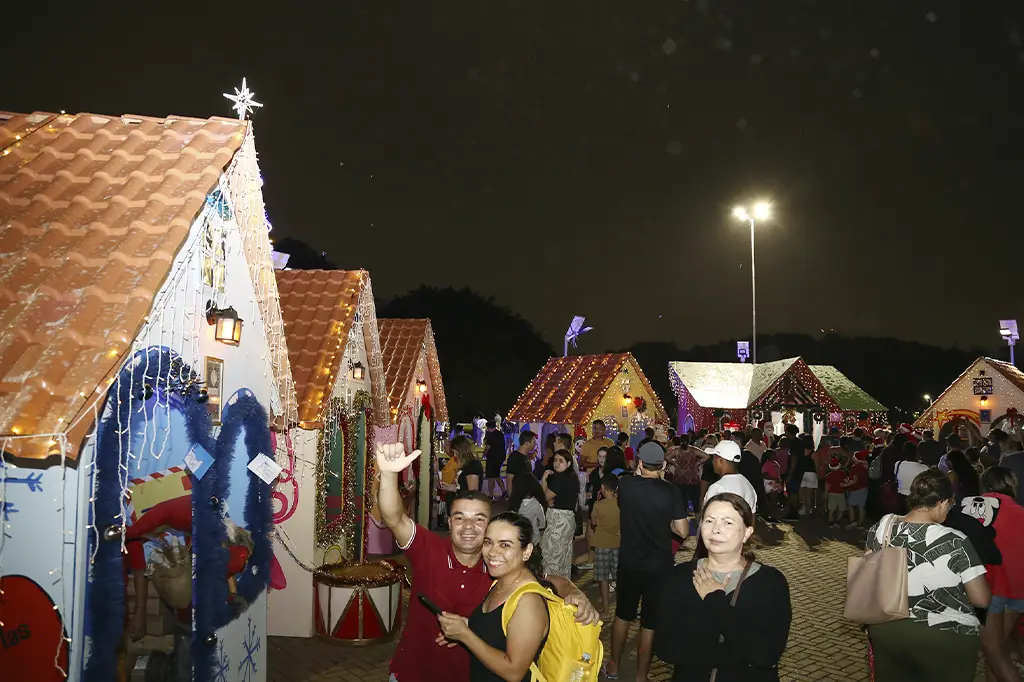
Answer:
[
  {"left": 149, "top": 537, "right": 192, "bottom": 610},
  {"left": 844, "top": 514, "right": 909, "bottom": 625}
]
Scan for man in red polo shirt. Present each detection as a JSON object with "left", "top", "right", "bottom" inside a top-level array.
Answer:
[{"left": 377, "top": 443, "right": 598, "bottom": 682}]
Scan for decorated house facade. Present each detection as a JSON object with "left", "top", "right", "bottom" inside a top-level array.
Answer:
[
  {"left": 378, "top": 318, "right": 448, "bottom": 527},
  {"left": 670, "top": 357, "right": 887, "bottom": 439},
  {"left": 0, "top": 110, "right": 293, "bottom": 682},
  {"left": 507, "top": 353, "right": 669, "bottom": 447},
  {"left": 268, "top": 268, "right": 390, "bottom": 639},
  {"left": 914, "top": 357, "right": 1024, "bottom": 439}
]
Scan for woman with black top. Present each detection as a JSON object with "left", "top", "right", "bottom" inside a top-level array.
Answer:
[
  {"left": 540, "top": 450, "right": 580, "bottom": 578},
  {"left": 437, "top": 512, "right": 550, "bottom": 682},
  {"left": 603, "top": 445, "right": 629, "bottom": 477},
  {"left": 655, "top": 492, "right": 791, "bottom": 681},
  {"left": 587, "top": 446, "right": 610, "bottom": 511}
]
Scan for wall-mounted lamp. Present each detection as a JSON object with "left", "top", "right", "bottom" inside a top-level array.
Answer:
[
  {"left": 416, "top": 380, "right": 428, "bottom": 394},
  {"left": 622, "top": 393, "right": 632, "bottom": 406},
  {"left": 981, "top": 395, "right": 989, "bottom": 404},
  {"left": 351, "top": 361, "right": 365, "bottom": 381},
  {"left": 206, "top": 302, "right": 242, "bottom": 345}
]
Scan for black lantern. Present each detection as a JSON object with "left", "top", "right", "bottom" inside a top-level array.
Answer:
[
  {"left": 351, "top": 361, "right": 365, "bottom": 381},
  {"left": 206, "top": 302, "right": 242, "bottom": 345}
]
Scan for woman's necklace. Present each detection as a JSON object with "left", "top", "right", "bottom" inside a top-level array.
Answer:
[{"left": 490, "top": 571, "right": 527, "bottom": 606}]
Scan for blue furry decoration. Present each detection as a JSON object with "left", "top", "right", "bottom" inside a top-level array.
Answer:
[
  {"left": 85, "top": 348, "right": 212, "bottom": 682},
  {"left": 193, "top": 390, "right": 274, "bottom": 682}
]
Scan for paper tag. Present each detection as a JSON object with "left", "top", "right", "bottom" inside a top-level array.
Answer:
[
  {"left": 134, "top": 655, "right": 149, "bottom": 670},
  {"left": 184, "top": 444, "right": 212, "bottom": 480},
  {"left": 248, "top": 453, "right": 283, "bottom": 485}
]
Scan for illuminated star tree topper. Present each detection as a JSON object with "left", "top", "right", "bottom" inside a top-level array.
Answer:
[{"left": 223, "top": 78, "right": 263, "bottom": 120}]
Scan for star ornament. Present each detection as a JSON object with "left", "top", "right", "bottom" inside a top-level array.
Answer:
[{"left": 223, "top": 78, "right": 263, "bottom": 120}]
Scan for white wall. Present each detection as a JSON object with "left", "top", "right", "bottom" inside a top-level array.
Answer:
[{"left": 267, "top": 310, "right": 374, "bottom": 638}]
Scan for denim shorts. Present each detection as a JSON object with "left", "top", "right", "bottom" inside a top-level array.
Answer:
[{"left": 989, "top": 595, "right": 1024, "bottom": 614}]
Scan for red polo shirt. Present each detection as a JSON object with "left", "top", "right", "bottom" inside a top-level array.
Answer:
[{"left": 390, "top": 524, "right": 491, "bottom": 682}]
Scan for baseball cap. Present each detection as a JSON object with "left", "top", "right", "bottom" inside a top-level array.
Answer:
[
  {"left": 704, "top": 440, "right": 742, "bottom": 463},
  {"left": 637, "top": 441, "right": 665, "bottom": 465}
]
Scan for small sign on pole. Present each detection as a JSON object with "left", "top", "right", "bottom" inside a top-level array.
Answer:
[{"left": 737, "top": 341, "right": 750, "bottom": 363}]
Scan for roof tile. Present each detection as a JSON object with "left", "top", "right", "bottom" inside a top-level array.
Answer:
[
  {"left": 0, "top": 110, "right": 247, "bottom": 457},
  {"left": 276, "top": 269, "right": 368, "bottom": 428},
  {"left": 377, "top": 319, "right": 448, "bottom": 423}
]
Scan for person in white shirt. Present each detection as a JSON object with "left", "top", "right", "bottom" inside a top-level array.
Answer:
[
  {"left": 703, "top": 440, "right": 758, "bottom": 513},
  {"left": 895, "top": 442, "right": 929, "bottom": 498}
]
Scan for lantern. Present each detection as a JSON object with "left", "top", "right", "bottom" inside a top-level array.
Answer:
[
  {"left": 351, "top": 362, "right": 365, "bottom": 381},
  {"left": 417, "top": 380, "right": 428, "bottom": 394},
  {"left": 206, "top": 304, "right": 242, "bottom": 345}
]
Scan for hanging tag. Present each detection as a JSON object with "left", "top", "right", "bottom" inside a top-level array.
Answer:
[
  {"left": 248, "top": 453, "right": 283, "bottom": 485},
  {"left": 185, "top": 444, "right": 212, "bottom": 480}
]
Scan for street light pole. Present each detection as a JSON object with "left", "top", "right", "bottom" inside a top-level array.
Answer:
[
  {"left": 749, "top": 217, "right": 757, "bottom": 365},
  {"left": 733, "top": 202, "right": 771, "bottom": 365}
]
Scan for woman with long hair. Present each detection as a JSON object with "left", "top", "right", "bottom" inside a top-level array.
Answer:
[
  {"left": 603, "top": 445, "right": 629, "bottom": 477},
  {"left": 974, "top": 467, "right": 1024, "bottom": 682},
  {"left": 540, "top": 450, "right": 579, "bottom": 578},
  {"left": 441, "top": 435, "right": 483, "bottom": 516},
  {"left": 866, "top": 469, "right": 991, "bottom": 681},
  {"left": 509, "top": 472, "right": 547, "bottom": 545},
  {"left": 655, "top": 492, "right": 791, "bottom": 680},
  {"left": 947, "top": 449, "right": 982, "bottom": 501},
  {"left": 437, "top": 512, "right": 551, "bottom": 682}
]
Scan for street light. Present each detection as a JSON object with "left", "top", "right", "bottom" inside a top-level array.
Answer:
[
  {"left": 1000, "top": 320, "right": 1018, "bottom": 366},
  {"left": 923, "top": 394, "right": 932, "bottom": 405},
  {"left": 732, "top": 202, "right": 772, "bottom": 364}
]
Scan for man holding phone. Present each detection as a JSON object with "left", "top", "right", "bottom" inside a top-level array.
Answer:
[{"left": 376, "top": 443, "right": 598, "bottom": 682}]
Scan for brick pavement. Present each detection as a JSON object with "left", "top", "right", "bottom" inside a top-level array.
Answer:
[{"left": 268, "top": 519, "right": 987, "bottom": 682}]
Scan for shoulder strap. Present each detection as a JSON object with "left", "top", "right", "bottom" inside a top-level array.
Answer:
[
  {"left": 500, "top": 582, "right": 557, "bottom": 632},
  {"left": 729, "top": 561, "right": 754, "bottom": 606}
]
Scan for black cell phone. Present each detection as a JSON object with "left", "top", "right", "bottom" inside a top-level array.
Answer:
[{"left": 418, "top": 593, "right": 443, "bottom": 616}]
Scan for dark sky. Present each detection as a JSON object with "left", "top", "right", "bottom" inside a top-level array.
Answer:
[{"left": 8, "top": 2, "right": 1024, "bottom": 354}]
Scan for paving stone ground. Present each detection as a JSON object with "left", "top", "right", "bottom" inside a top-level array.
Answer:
[{"left": 268, "top": 517, "right": 987, "bottom": 682}]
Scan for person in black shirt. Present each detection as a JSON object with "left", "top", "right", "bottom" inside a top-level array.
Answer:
[
  {"left": 606, "top": 442, "right": 688, "bottom": 682},
  {"left": 540, "top": 450, "right": 580, "bottom": 578},
  {"left": 505, "top": 429, "right": 537, "bottom": 499},
  {"left": 655, "top": 492, "right": 791, "bottom": 681},
  {"left": 482, "top": 420, "right": 508, "bottom": 500}
]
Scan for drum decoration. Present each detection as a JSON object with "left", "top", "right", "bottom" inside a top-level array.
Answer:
[{"left": 314, "top": 561, "right": 406, "bottom": 645}]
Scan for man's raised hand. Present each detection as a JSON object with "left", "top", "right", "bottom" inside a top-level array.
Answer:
[{"left": 375, "top": 443, "right": 422, "bottom": 473}]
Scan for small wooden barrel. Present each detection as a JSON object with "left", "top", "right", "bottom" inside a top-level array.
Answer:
[{"left": 313, "top": 561, "right": 405, "bottom": 646}]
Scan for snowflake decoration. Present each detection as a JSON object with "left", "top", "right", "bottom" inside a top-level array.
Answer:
[
  {"left": 237, "top": 615, "right": 261, "bottom": 682},
  {"left": 223, "top": 78, "right": 263, "bottom": 120},
  {"left": 214, "top": 640, "right": 230, "bottom": 682},
  {"left": 1, "top": 501, "right": 17, "bottom": 522}
]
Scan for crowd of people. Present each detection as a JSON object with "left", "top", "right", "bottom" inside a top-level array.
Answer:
[{"left": 377, "top": 415, "right": 1024, "bottom": 682}]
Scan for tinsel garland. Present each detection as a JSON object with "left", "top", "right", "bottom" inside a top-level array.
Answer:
[
  {"left": 315, "top": 391, "right": 374, "bottom": 562},
  {"left": 85, "top": 349, "right": 213, "bottom": 682},
  {"left": 194, "top": 391, "right": 274, "bottom": 682},
  {"left": 315, "top": 398, "right": 349, "bottom": 550},
  {"left": 313, "top": 560, "right": 406, "bottom": 589},
  {"left": 354, "top": 390, "right": 375, "bottom": 562}
]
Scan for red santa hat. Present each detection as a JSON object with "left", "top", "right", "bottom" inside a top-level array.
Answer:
[
  {"left": 899, "top": 424, "right": 921, "bottom": 444},
  {"left": 829, "top": 454, "right": 842, "bottom": 470},
  {"left": 853, "top": 450, "right": 870, "bottom": 464}
]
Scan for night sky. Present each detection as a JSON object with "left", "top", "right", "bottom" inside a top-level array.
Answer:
[{"left": 7, "top": 2, "right": 1024, "bottom": 354}]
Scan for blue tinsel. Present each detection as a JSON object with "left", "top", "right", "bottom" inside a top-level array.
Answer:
[
  {"left": 193, "top": 390, "right": 273, "bottom": 682},
  {"left": 85, "top": 348, "right": 213, "bottom": 682}
]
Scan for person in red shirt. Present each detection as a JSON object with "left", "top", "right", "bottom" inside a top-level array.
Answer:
[
  {"left": 375, "top": 443, "right": 598, "bottom": 682},
  {"left": 846, "top": 450, "right": 870, "bottom": 528},
  {"left": 965, "top": 467, "right": 1024, "bottom": 682},
  {"left": 824, "top": 455, "right": 848, "bottom": 528}
]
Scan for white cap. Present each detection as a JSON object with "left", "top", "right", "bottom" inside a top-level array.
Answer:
[{"left": 704, "top": 440, "right": 742, "bottom": 463}]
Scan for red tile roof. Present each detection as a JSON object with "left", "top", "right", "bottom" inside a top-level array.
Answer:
[
  {"left": 0, "top": 110, "right": 248, "bottom": 458},
  {"left": 378, "top": 319, "right": 448, "bottom": 423},
  {"left": 507, "top": 353, "right": 668, "bottom": 425},
  {"left": 276, "top": 269, "right": 389, "bottom": 429}
]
